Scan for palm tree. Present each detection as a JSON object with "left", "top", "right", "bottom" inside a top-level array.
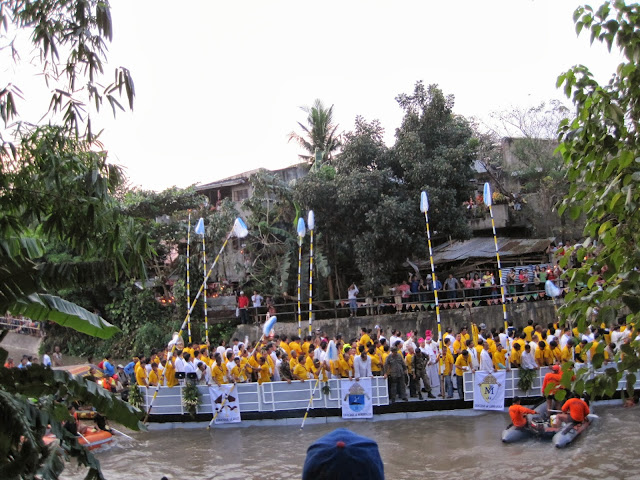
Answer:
[{"left": 288, "top": 99, "right": 341, "bottom": 165}]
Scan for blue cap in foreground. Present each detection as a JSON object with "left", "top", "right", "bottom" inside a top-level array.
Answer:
[{"left": 302, "top": 428, "right": 384, "bottom": 480}]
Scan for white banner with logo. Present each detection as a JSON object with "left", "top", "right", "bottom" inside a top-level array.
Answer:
[
  {"left": 473, "top": 370, "right": 506, "bottom": 411},
  {"left": 209, "top": 384, "right": 241, "bottom": 424},
  {"left": 341, "top": 378, "right": 373, "bottom": 419}
]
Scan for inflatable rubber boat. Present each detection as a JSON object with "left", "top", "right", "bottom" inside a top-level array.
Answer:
[
  {"left": 502, "top": 402, "right": 559, "bottom": 443},
  {"left": 552, "top": 414, "right": 597, "bottom": 448},
  {"left": 43, "top": 429, "right": 114, "bottom": 451}
]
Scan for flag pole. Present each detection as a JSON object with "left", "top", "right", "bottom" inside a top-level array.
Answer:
[
  {"left": 297, "top": 218, "right": 306, "bottom": 338},
  {"left": 307, "top": 211, "right": 315, "bottom": 335},
  {"left": 484, "top": 183, "right": 510, "bottom": 364},
  {"left": 420, "top": 191, "right": 444, "bottom": 396},
  {"left": 144, "top": 218, "right": 248, "bottom": 423},
  {"left": 186, "top": 211, "right": 192, "bottom": 344},
  {"left": 202, "top": 224, "right": 209, "bottom": 345}
]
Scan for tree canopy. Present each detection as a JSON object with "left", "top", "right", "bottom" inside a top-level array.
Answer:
[{"left": 557, "top": 0, "right": 640, "bottom": 397}]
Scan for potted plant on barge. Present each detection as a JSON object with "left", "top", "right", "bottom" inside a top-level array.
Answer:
[{"left": 182, "top": 383, "right": 201, "bottom": 417}]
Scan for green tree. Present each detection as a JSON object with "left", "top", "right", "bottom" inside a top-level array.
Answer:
[
  {"left": 393, "top": 82, "right": 476, "bottom": 241},
  {"left": 0, "top": 2, "right": 145, "bottom": 478},
  {"left": 557, "top": 0, "right": 640, "bottom": 399},
  {"left": 288, "top": 99, "right": 342, "bottom": 166}
]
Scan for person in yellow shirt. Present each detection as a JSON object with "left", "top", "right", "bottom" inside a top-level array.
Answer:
[
  {"left": 381, "top": 345, "right": 390, "bottom": 367},
  {"left": 523, "top": 320, "right": 534, "bottom": 342},
  {"left": 257, "top": 357, "right": 271, "bottom": 384},
  {"left": 211, "top": 353, "right": 227, "bottom": 386},
  {"left": 359, "top": 328, "right": 371, "bottom": 349},
  {"left": 454, "top": 350, "right": 471, "bottom": 400},
  {"left": 368, "top": 346, "right": 382, "bottom": 376},
  {"left": 305, "top": 351, "right": 315, "bottom": 372},
  {"left": 338, "top": 351, "right": 354, "bottom": 378},
  {"left": 443, "top": 338, "right": 454, "bottom": 398},
  {"left": 135, "top": 359, "right": 148, "bottom": 387},
  {"left": 459, "top": 327, "right": 470, "bottom": 346},
  {"left": 200, "top": 348, "right": 213, "bottom": 368},
  {"left": 230, "top": 357, "right": 247, "bottom": 383},
  {"left": 453, "top": 334, "right": 464, "bottom": 356},
  {"left": 561, "top": 339, "right": 575, "bottom": 363},
  {"left": 289, "top": 349, "right": 299, "bottom": 371},
  {"left": 575, "top": 339, "right": 588, "bottom": 363},
  {"left": 293, "top": 353, "right": 312, "bottom": 380},
  {"left": 289, "top": 337, "right": 302, "bottom": 355},
  {"left": 510, "top": 343, "right": 522, "bottom": 368},
  {"left": 492, "top": 344, "right": 506, "bottom": 370},
  {"left": 535, "top": 341, "right": 550, "bottom": 367},
  {"left": 301, "top": 336, "right": 312, "bottom": 355},
  {"left": 164, "top": 357, "right": 178, "bottom": 387},
  {"left": 279, "top": 335, "right": 291, "bottom": 355},
  {"left": 148, "top": 362, "right": 163, "bottom": 386},
  {"left": 549, "top": 340, "right": 562, "bottom": 364}
]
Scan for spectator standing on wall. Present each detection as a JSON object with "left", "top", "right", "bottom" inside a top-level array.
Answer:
[{"left": 347, "top": 283, "right": 359, "bottom": 317}]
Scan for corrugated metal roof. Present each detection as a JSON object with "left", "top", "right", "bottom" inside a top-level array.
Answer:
[{"left": 430, "top": 237, "right": 553, "bottom": 264}]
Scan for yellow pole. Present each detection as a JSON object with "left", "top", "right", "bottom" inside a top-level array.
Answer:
[
  {"left": 186, "top": 211, "right": 192, "bottom": 343},
  {"left": 297, "top": 217, "right": 306, "bottom": 338},
  {"left": 308, "top": 211, "right": 315, "bottom": 335},
  {"left": 420, "top": 192, "right": 444, "bottom": 395},
  {"left": 202, "top": 228, "right": 208, "bottom": 344},
  {"left": 485, "top": 183, "right": 510, "bottom": 365}
]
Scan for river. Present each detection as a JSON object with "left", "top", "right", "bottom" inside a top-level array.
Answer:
[{"left": 60, "top": 404, "right": 639, "bottom": 480}]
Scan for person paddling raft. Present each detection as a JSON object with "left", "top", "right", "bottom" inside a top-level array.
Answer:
[
  {"left": 509, "top": 396, "right": 536, "bottom": 429},
  {"left": 555, "top": 393, "right": 590, "bottom": 426}
]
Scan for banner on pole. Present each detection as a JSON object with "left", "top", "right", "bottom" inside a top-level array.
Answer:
[
  {"left": 341, "top": 378, "right": 373, "bottom": 419},
  {"left": 472, "top": 371, "right": 506, "bottom": 411},
  {"left": 209, "top": 385, "right": 241, "bottom": 424}
]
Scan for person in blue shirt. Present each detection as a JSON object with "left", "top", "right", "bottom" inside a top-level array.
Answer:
[{"left": 103, "top": 355, "right": 115, "bottom": 376}]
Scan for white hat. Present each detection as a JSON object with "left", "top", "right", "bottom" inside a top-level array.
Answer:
[{"left": 240, "top": 291, "right": 244, "bottom": 294}]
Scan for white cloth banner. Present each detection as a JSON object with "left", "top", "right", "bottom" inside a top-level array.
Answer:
[
  {"left": 473, "top": 370, "right": 506, "bottom": 411},
  {"left": 209, "top": 384, "right": 241, "bottom": 424},
  {"left": 341, "top": 378, "right": 373, "bottom": 419}
]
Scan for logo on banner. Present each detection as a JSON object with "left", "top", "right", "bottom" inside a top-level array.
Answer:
[
  {"left": 341, "top": 378, "right": 373, "bottom": 418},
  {"left": 209, "top": 385, "right": 241, "bottom": 424},
  {"left": 479, "top": 373, "right": 501, "bottom": 403},
  {"left": 473, "top": 370, "right": 506, "bottom": 411},
  {"left": 346, "top": 382, "right": 367, "bottom": 412}
]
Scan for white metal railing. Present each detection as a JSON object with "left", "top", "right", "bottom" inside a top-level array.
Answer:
[
  {"left": 140, "top": 376, "right": 390, "bottom": 416},
  {"left": 462, "top": 363, "right": 640, "bottom": 401}
]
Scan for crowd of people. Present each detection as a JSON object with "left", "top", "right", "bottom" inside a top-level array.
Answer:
[
  {"left": 33, "top": 313, "right": 629, "bottom": 407},
  {"left": 0, "top": 314, "right": 43, "bottom": 336}
]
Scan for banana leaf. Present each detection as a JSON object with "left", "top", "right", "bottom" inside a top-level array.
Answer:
[{"left": 7, "top": 294, "right": 120, "bottom": 339}]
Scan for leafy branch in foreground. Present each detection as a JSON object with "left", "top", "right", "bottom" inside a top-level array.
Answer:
[
  {"left": 0, "top": 363, "right": 144, "bottom": 480},
  {"left": 556, "top": 0, "right": 640, "bottom": 397}
]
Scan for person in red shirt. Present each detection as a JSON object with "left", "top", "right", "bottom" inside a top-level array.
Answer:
[
  {"left": 237, "top": 291, "right": 250, "bottom": 324},
  {"left": 557, "top": 394, "right": 590, "bottom": 424},
  {"left": 509, "top": 396, "right": 536, "bottom": 428},
  {"left": 543, "top": 364, "right": 565, "bottom": 412}
]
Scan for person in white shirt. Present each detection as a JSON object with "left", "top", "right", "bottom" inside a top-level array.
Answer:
[
  {"left": 42, "top": 350, "right": 52, "bottom": 368},
  {"left": 520, "top": 344, "right": 538, "bottom": 370},
  {"left": 466, "top": 340, "right": 480, "bottom": 370},
  {"left": 353, "top": 347, "right": 372, "bottom": 379},
  {"left": 251, "top": 290, "right": 263, "bottom": 308},
  {"left": 347, "top": 283, "right": 359, "bottom": 317},
  {"left": 196, "top": 361, "right": 212, "bottom": 385},
  {"left": 559, "top": 329, "right": 572, "bottom": 349},
  {"left": 611, "top": 325, "right": 628, "bottom": 350},
  {"left": 479, "top": 342, "right": 495, "bottom": 372},
  {"left": 444, "top": 328, "right": 456, "bottom": 354},
  {"left": 423, "top": 334, "right": 440, "bottom": 391}
]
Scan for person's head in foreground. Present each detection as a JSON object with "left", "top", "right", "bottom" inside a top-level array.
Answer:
[{"left": 302, "top": 428, "right": 384, "bottom": 480}]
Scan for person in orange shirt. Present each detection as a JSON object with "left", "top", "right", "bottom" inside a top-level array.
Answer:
[
  {"left": 509, "top": 396, "right": 536, "bottom": 428},
  {"left": 557, "top": 394, "right": 590, "bottom": 424},
  {"left": 543, "top": 364, "right": 564, "bottom": 412}
]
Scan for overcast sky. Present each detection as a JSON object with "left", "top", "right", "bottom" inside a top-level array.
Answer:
[{"left": 6, "top": 0, "right": 624, "bottom": 191}]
